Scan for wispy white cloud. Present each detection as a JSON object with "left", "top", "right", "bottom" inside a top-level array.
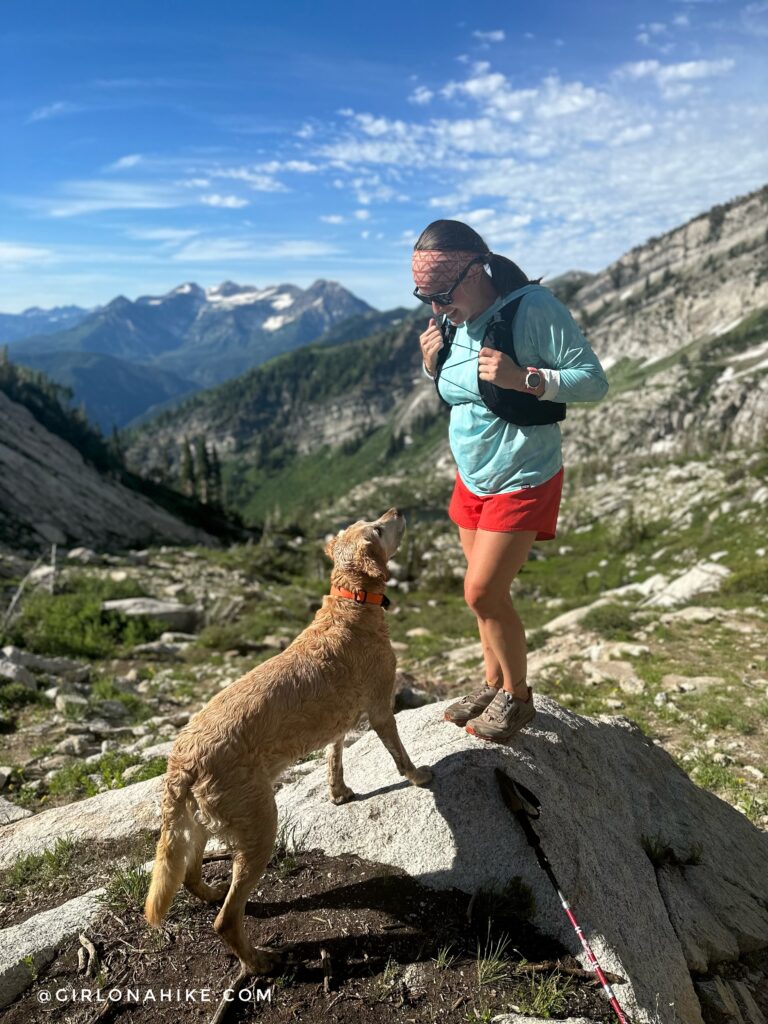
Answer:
[
  {"left": 309, "top": 51, "right": 767, "bottom": 284},
  {"left": 28, "top": 100, "right": 80, "bottom": 123},
  {"left": 44, "top": 181, "right": 184, "bottom": 217},
  {"left": 91, "top": 77, "right": 176, "bottom": 89},
  {"left": 615, "top": 57, "right": 735, "bottom": 97},
  {"left": 105, "top": 154, "right": 143, "bottom": 172},
  {"left": 208, "top": 167, "right": 288, "bottom": 192},
  {"left": 319, "top": 214, "right": 344, "bottom": 224},
  {"left": 200, "top": 194, "right": 249, "bottom": 209},
  {"left": 172, "top": 238, "right": 341, "bottom": 262},
  {"left": 472, "top": 29, "right": 505, "bottom": 43},
  {"left": 609, "top": 123, "right": 654, "bottom": 146},
  {"left": 271, "top": 240, "right": 342, "bottom": 258},
  {"left": 0, "top": 242, "right": 53, "bottom": 267},
  {"left": 127, "top": 227, "right": 199, "bottom": 242},
  {"left": 409, "top": 86, "right": 434, "bottom": 105},
  {"left": 258, "top": 160, "right": 319, "bottom": 173}
]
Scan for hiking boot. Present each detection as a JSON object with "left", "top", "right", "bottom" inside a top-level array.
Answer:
[
  {"left": 443, "top": 684, "right": 500, "bottom": 727},
  {"left": 465, "top": 687, "right": 535, "bottom": 743}
]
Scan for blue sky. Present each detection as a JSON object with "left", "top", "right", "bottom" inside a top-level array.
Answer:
[{"left": 1, "top": 0, "right": 766, "bottom": 313}]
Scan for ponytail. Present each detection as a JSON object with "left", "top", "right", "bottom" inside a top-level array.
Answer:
[{"left": 487, "top": 253, "right": 533, "bottom": 294}]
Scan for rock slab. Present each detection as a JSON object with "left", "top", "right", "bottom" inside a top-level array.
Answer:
[
  {"left": 0, "top": 889, "right": 105, "bottom": 1008},
  {"left": 276, "top": 697, "right": 768, "bottom": 1024}
]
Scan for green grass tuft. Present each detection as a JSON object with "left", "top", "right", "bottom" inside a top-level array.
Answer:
[
  {"left": 47, "top": 751, "right": 146, "bottom": 799},
  {"left": 100, "top": 861, "right": 152, "bottom": 912},
  {"left": 2, "top": 837, "right": 78, "bottom": 898},
  {"left": 511, "top": 967, "right": 572, "bottom": 1018}
]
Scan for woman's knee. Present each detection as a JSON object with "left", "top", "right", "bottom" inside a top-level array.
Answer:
[{"left": 464, "top": 581, "right": 510, "bottom": 618}]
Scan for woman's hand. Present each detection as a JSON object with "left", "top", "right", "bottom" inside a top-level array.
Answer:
[
  {"left": 479, "top": 348, "right": 545, "bottom": 395},
  {"left": 419, "top": 318, "right": 444, "bottom": 376}
]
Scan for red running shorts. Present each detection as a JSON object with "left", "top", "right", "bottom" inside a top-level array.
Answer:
[{"left": 448, "top": 467, "right": 564, "bottom": 540}]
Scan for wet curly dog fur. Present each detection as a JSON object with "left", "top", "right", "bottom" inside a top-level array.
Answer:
[{"left": 144, "top": 508, "right": 433, "bottom": 974}]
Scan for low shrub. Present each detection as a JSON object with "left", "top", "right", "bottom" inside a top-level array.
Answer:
[
  {"left": 721, "top": 561, "right": 768, "bottom": 597},
  {"left": 4, "top": 591, "right": 166, "bottom": 659},
  {"left": 581, "top": 602, "right": 636, "bottom": 640},
  {"left": 0, "top": 682, "right": 44, "bottom": 712}
]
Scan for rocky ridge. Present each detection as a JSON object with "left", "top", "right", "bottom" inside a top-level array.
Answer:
[{"left": 576, "top": 186, "right": 768, "bottom": 368}]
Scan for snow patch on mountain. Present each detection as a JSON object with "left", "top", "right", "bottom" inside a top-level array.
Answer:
[
  {"left": 263, "top": 314, "right": 296, "bottom": 332},
  {"left": 205, "top": 286, "right": 279, "bottom": 307}
]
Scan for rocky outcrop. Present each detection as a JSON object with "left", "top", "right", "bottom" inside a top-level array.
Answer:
[
  {"left": 574, "top": 186, "right": 768, "bottom": 367},
  {"left": 0, "top": 890, "right": 106, "bottom": 1008},
  {"left": 2, "top": 697, "right": 767, "bottom": 1019},
  {"left": 276, "top": 698, "right": 768, "bottom": 1024},
  {"left": 0, "top": 391, "right": 219, "bottom": 553},
  {"left": 0, "top": 777, "right": 164, "bottom": 869}
]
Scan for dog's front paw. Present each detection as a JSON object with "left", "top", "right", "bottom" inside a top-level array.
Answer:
[
  {"left": 408, "top": 766, "right": 433, "bottom": 787},
  {"left": 329, "top": 785, "right": 355, "bottom": 804}
]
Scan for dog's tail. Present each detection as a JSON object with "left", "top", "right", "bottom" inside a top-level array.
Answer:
[{"left": 144, "top": 764, "right": 197, "bottom": 927}]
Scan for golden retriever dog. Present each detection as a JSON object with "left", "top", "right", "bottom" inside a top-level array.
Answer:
[{"left": 144, "top": 508, "right": 433, "bottom": 974}]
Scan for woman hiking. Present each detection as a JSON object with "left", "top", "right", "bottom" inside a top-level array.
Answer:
[{"left": 412, "top": 219, "right": 609, "bottom": 743}]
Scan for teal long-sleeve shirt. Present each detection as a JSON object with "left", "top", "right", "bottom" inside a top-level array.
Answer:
[{"left": 435, "top": 283, "right": 609, "bottom": 495}]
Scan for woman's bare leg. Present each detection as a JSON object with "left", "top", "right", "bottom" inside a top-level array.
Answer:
[
  {"left": 458, "top": 527, "right": 502, "bottom": 686},
  {"left": 461, "top": 529, "right": 537, "bottom": 700}
]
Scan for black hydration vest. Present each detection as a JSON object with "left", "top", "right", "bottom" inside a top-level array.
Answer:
[{"left": 433, "top": 292, "right": 566, "bottom": 427}]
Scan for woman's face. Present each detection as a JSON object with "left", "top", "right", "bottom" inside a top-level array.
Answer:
[{"left": 429, "top": 276, "right": 480, "bottom": 325}]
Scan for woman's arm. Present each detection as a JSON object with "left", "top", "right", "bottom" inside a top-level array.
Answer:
[{"left": 521, "top": 292, "right": 609, "bottom": 404}]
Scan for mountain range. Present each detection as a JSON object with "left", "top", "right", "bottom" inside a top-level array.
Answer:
[
  {"left": 4, "top": 279, "right": 372, "bottom": 429},
  {"left": 0, "top": 305, "right": 91, "bottom": 344}
]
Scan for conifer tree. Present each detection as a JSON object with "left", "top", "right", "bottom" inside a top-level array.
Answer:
[
  {"left": 109, "top": 425, "right": 124, "bottom": 467},
  {"left": 209, "top": 444, "right": 223, "bottom": 508},
  {"left": 179, "top": 437, "right": 196, "bottom": 498},
  {"left": 194, "top": 437, "right": 211, "bottom": 503},
  {"left": 160, "top": 445, "right": 175, "bottom": 487}
]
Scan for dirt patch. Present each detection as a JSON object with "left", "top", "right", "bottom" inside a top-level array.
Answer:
[
  {"left": 0, "top": 832, "right": 157, "bottom": 929},
  {"left": 5, "top": 849, "right": 618, "bottom": 1023}
]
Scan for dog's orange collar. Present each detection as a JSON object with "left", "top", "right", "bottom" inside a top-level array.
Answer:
[{"left": 329, "top": 585, "right": 391, "bottom": 609}]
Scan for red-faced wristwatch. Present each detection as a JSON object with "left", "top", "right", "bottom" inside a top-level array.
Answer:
[{"left": 524, "top": 367, "right": 542, "bottom": 391}]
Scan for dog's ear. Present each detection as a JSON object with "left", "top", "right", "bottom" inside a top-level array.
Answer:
[
  {"left": 356, "top": 535, "right": 388, "bottom": 582},
  {"left": 323, "top": 532, "right": 348, "bottom": 565}
]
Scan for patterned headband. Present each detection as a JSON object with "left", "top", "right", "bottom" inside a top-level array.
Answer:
[{"left": 412, "top": 248, "right": 491, "bottom": 293}]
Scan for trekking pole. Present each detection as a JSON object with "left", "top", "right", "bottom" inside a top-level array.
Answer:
[{"left": 495, "top": 768, "right": 629, "bottom": 1024}]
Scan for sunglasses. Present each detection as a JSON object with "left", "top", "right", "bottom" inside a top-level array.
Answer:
[{"left": 413, "top": 255, "right": 487, "bottom": 307}]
